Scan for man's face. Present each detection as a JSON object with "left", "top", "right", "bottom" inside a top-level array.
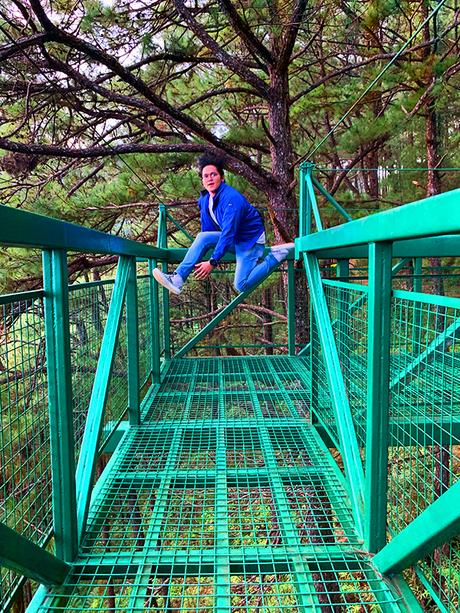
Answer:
[{"left": 202, "top": 165, "right": 223, "bottom": 195}]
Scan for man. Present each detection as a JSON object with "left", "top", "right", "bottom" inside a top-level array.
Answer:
[{"left": 152, "top": 155, "right": 294, "bottom": 295}]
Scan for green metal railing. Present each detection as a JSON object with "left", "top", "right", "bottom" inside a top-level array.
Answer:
[
  {"left": 0, "top": 168, "right": 459, "bottom": 612},
  {"left": 298, "top": 162, "right": 460, "bottom": 611}
]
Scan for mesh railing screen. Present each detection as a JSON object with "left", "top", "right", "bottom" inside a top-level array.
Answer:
[
  {"left": 389, "top": 290, "right": 460, "bottom": 610},
  {"left": 137, "top": 274, "right": 151, "bottom": 388},
  {"left": 100, "top": 302, "right": 128, "bottom": 450},
  {"left": 0, "top": 294, "right": 51, "bottom": 607},
  {"left": 324, "top": 281, "right": 368, "bottom": 453},
  {"left": 69, "top": 281, "right": 114, "bottom": 460}
]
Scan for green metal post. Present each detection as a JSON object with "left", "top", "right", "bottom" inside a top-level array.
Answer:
[
  {"left": 126, "top": 257, "right": 140, "bottom": 425},
  {"left": 298, "top": 162, "right": 308, "bottom": 238},
  {"left": 75, "top": 256, "right": 130, "bottom": 540},
  {"left": 0, "top": 523, "right": 70, "bottom": 585},
  {"left": 309, "top": 302, "right": 319, "bottom": 427},
  {"left": 157, "top": 205, "right": 171, "bottom": 360},
  {"left": 148, "top": 259, "right": 161, "bottom": 383},
  {"left": 364, "top": 242, "right": 392, "bottom": 552},
  {"left": 287, "top": 259, "right": 296, "bottom": 355},
  {"left": 42, "top": 249, "right": 78, "bottom": 562},
  {"left": 303, "top": 252, "right": 365, "bottom": 536}
]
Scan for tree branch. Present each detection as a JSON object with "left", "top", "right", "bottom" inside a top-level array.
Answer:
[
  {"left": 171, "top": 0, "right": 269, "bottom": 96},
  {"left": 216, "top": 0, "right": 273, "bottom": 66}
]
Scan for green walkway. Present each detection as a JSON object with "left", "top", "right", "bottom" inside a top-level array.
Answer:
[{"left": 33, "top": 356, "right": 405, "bottom": 612}]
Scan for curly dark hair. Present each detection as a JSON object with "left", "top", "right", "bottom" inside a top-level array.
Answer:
[{"left": 197, "top": 153, "right": 225, "bottom": 177}]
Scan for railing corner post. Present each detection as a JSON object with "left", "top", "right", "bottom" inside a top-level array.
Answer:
[{"left": 42, "top": 249, "right": 78, "bottom": 561}]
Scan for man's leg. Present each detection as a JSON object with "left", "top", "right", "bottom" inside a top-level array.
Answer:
[
  {"left": 153, "top": 232, "right": 221, "bottom": 295},
  {"left": 175, "top": 231, "right": 221, "bottom": 281},
  {"left": 234, "top": 243, "right": 294, "bottom": 293}
]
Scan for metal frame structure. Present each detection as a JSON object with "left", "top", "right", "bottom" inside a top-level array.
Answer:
[{"left": 0, "top": 168, "right": 459, "bottom": 610}]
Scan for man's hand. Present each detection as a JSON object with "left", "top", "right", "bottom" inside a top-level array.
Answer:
[{"left": 194, "top": 261, "right": 214, "bottom": 280}]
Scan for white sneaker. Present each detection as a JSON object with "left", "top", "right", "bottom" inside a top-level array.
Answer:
[
  {"left": 152, "top": 268, "right": 183, "bottom": 295},
  {"left": 270, "top": 242, "right": 295, "bottom": 262}
]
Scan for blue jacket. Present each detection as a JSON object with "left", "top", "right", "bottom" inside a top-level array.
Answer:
[{"left": 198, "top": 182, "right": 265, "bottom": 262}]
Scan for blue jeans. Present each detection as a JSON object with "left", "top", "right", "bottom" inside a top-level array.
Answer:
[{"left": 175, "top": 232, "right": 279, "bottom": 292}]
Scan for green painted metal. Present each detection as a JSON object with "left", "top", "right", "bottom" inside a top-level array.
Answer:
[
  {"left": 75, "top": 256, "right": 130, "bottom": 541},
  {"left": 364, "top": 242, "right": 392, "bottom": 553},
  {"left": 0, "top": 204, "right": 166, "bottom": 258},
  {"left": 0, "top": 523, "right": 70, "bottom": 585},
  {"left": 174, "top": 262, "right": 290, "bottom": 359},
  {"left": 308, "top": 234, "right": 460, "bottom": 260},
  {"left": 287, "top": 259, "right": 296, "bottom": 355},
  {"left": 0, "top": 288, "right": 44, "bottom": 305},
  {"left": 296, "top": 189, "right": 460, "bottom": 253},
  {"left": 3, "top": 180, "right": 460, "bottom": 612},
  {"left": 374, "top": 480, "right": 460, "bottom": 575},
  {"left": 42, "top": 250, "right": 78, "bottom": 562},
  {"left": 298, "top": 162, "right": 311, "bottom": 237},
  {"left": 306, "top": 167, "right": 323, "bottom": 232},
  {"left": 126, "top": 257, "right": 140, "bottom": 426},
  {"left": 311, "top": 175, "right": 353, "bottom": 222},
  {"left": 303, "top": 253, "right": 365, "bottom": 536}
]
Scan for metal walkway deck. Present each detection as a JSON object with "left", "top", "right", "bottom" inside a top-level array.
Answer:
[{"left": 34, "top": 356, "right": 405, "bottom": 612}]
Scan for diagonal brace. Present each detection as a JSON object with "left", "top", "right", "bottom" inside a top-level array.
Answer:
[
  {"left": 303, "top": 253, "right": 365, "bottom": 537},
  {"left": 174, "top": 260, "right": 288, "bottom": 359},
  {"left": 374, "top": 480, "right": 460, "bottom": 575},
  {"left": 0, "top": 523, "right": 70, "bottom": 586},
  {"left": 75, "top": 256, "right": 130, "bottom": 541}
]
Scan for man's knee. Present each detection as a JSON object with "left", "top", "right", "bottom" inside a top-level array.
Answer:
[{"left": 234, "top": 278, "right": 249, "bottom": 293}]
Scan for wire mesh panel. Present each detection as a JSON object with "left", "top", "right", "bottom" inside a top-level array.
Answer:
[
  {"left": 34, "top": 555, "right": 403, "bottom": 612},
  {"left": 169, "top": 266, "right": 292, "bottom": 356},
  {"left": 389, "top": 290, "right": 460, "bottom": 610},
  {"left": 137, "top": 274, "right": 152, "bottom": 388},
  {"left": 323, "top": 281, "right": 368, "bottom": 452},
  {"left": 0, "top": 293, "right": 51, "bottom": 608},
  {"left": 69, "top": 281, "right": 114, "bottom": 459}
]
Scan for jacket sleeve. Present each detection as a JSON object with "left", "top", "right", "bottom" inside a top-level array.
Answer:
[{"left": 210, "top": 199, "right": 243, "bottom": 261}]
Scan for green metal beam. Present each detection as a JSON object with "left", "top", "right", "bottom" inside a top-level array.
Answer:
[
  {"left": 302, "top": 234, "right": 460, "bottom": 259},
  {"left": 374, "top": 480, "right": 460, "bottom": 575},
  {"left": 364, "top": 242, "right": 392, "bottom": 553},
  {"left": 42, "top": 249, "right": 78, "bottom": 562},
  {"left": 0, "top": 523, "right": 70, "bottom": 585},
  {"left": 174, "top": 261, "right": 288, "bottom": 359},
  {"left": 303, "top": 253, "right": 365, "bottom": 536},
  {"left": 75, "top": 256, "right": 130, "bottom": 541},
  {"left": 0, "top": 204, "right": 166, "bottom": 258},
  {"left": 296, "top": 189, "right": 460, "bottom": 253}
]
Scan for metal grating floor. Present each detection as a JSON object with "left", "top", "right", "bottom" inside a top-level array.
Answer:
[{"left": 34, "top": 356, "right": 405, "bottom": 612}]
